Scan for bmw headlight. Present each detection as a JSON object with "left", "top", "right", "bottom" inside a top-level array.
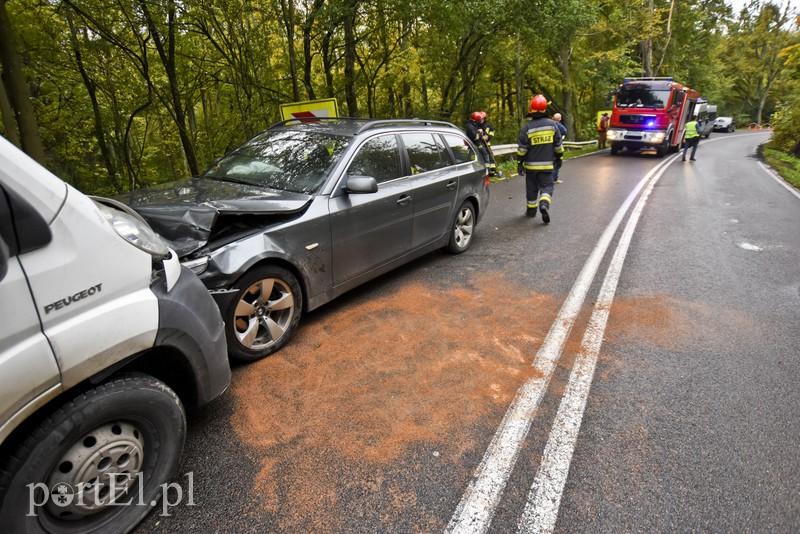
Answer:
[
  {"left": 95, "top": 202, "right": 169, "bottom": 258},
  {"left": 182, "top": 255, "right": 210, "bottom": 275}
]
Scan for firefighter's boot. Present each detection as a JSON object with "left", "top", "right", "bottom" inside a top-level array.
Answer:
[{"left": 540, "top": 201, "right": 550, "bottom": 224}]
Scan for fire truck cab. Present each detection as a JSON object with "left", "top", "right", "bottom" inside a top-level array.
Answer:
[{"left": 607, "top": 77, "right": 701, "bottom": 158}]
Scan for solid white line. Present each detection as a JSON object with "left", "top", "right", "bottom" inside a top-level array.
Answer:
[
  {"left": 517, "top": 154, "right": 674, "bottom": 534},
  {"left": 758, "top": 162, "right": 800, "bottom": 201},
  {"left": 445, "top": 155, "right": 678, "bottom": 534}
]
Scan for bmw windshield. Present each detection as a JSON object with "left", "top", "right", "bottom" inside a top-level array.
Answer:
[
  {"left": 203, "top": 130, "right": 349, "bottom": 194},
  {"left": 616, "top": 88, "right": 671, "bottom": 109}
]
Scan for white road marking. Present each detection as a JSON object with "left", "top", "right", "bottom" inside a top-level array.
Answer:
[
  {"left": 445, "top": 155, "right": 677, "bottom": 534},
  {"left": 737, "top": 242, "right": 763, "bottom": 251},
  {"left": 758, "top": 162, "right": 800, "bottom": 201},
  {"left": 517, "top": 154, "right": 673, "bottom": 534}
]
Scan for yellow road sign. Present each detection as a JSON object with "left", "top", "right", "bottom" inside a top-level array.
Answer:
[{"left": 279, "top": 98, "right": 340, "bottom": 122}]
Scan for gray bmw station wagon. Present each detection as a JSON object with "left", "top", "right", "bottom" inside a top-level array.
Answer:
[{"left": 120, "top": 118, "right": 491, "bottom": 361}]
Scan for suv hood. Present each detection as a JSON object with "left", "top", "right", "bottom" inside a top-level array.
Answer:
[{"left": 117, "top": 176, "right": 312, "bottom": 256}]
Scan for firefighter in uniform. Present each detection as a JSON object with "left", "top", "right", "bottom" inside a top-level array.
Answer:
[
  {"left": 682, "top": 114, "right": 701, "bottom": 161},
  {"left": 517, "top": 95, "right": 564, "bottom": 224},
  {"left": 466, "top": 111, "right": 498, "bottom": 176},
  {"left": 480, "top": 111, "right": 501, "bottom": 177}
]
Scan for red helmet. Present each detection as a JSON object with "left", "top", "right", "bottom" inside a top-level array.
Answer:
[
  {"left": 529, "top": 95, "right": 547, "bottom": 113},
  {"left": 479, "top": 111, "right": 487, "bottom": 120},
  {"left": 470, "top": 111, "right": 483, "bottom": 122}
]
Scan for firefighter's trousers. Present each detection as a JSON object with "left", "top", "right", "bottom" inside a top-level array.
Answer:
[
  {"left": 525, "top": 169, "right": 554, "bottom": 209},
  {"left": 478, "top": 144, "right": 498, "bottom": 175},
  {"left": 682, "top": 137, "right": 700, "bottom": 160}
]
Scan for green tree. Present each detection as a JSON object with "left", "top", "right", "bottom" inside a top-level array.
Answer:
[
  {"left": 723, "top": 1, "right": 797, "bottom": 124},
  {"left": 0, "top": 0, "right": 45, "bottom": 162}
]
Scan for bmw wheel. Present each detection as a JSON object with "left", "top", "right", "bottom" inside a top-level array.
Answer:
[
  {"left": 226, "top": 266, "right": 302, "bottom": 362},
  {"left": 0, "top": 374, "right": 186, "bottom": 534},
  {"left": 448, "top": 201, "right": 475, "bottom": 254}
]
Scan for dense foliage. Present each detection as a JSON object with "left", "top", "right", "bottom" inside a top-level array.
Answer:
[{"left": 0, "top": 0, "right": 797, "bottom": 194}]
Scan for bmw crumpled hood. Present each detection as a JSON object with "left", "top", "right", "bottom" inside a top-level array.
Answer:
[{"left": 117, "top": 176, "right": 312, "bottom": 256}]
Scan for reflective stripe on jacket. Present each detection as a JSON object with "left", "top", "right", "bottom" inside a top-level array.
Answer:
[
  {"left": 685, "top": 120, "right": 701, "bottom": 139},
  {"left": 517, "top": 113, "right": 564, "bottom": 171}
]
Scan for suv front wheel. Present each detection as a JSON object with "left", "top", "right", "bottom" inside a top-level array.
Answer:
[
  {"left": 0, "top": 374, "right": 186, "bottom": 533},
  {"left": 225, "top": 265, "right": 302, "bottom": 362}
]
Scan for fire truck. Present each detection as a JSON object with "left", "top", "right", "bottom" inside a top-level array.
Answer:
[{"left": 606, "top": 77, "right": 701, "bottom": 157}]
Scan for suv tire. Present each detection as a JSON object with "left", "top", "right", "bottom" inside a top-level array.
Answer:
[
  {"left": 226, "top": 266, "right": 302, "bottom": 362},
  {"left": 0, "top": 374, "right": 186, "bottom": 534}
]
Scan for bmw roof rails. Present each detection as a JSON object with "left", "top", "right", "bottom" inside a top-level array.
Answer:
[
  {"left": 268, "top": 117, "right": 365, "bottom": 129},
  {"left": 623, "top": 76, "right": 674, "bottom": 82},
  {"left": 268, "top": 116, "right": 458, "bottom": 134},
  {"left": 355, "top": 119, "right": 457, "bottom": 134}
]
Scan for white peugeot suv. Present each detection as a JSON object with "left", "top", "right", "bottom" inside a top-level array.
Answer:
[{"left": 0, "top": 136, "right": 231, "bottom": 533}]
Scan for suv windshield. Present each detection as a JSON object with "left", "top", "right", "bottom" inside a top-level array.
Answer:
[
  {"left": 204, "top": 130, "right": 349, "bottom": 194},
  {"left": 616, "top": 88, "right": 671, "bottom": 109}
]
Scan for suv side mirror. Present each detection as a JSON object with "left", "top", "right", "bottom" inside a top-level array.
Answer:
[{"left": 345, "top": 175, "right": 378, "bottom": 194}]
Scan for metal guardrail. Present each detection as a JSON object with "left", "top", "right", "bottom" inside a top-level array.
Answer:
[{"left": 491, "top": 141, "right": 597, "bottom": 156}]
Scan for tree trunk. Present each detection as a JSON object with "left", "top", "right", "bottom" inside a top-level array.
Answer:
[
  {"left": 642, "top": 0, "right": 654, "bottom": 76},
  {"left": 515, "top": 34, "right": 525, "bottom": 119},
  {"left": 301, "top": 0, "right": 325, "bottom": 101},
  {"left": 653, "top": 0, "right": 675, "bottom": 76},
  {"left": 321, "top": 32, "right": 335, "bottom": 99},
  {"left": 343, "top": 0, "right": 359, "bottom": 116},
  {"left": 66, "top": 7, "right": 121, "bottom": 192},
  {"left": 0, "top": 75, "right": 19, "bottom": 147},
  {"left": 0, "top": 0, "right": 45, "bottom": 163},
  {"left": 421, "top": 72, "right": 429, "bottom": 116},
  {"left": 461, "top": 59, "right": 472, "bottom": 122},
  {"left": 140, "top": 0, "right": 200, "bottom": 176},
  {"left": 401, "top": 21, "right": 413, "bottom": 118},
  {"left": 558, "top": 47, "right": 575, "bottom": 141},
  {"left": 278, "top": 0, "right": 300, "bottom": 101}
]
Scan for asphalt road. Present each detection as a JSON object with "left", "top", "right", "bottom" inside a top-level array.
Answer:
[{"left": 134, "top": 130, "right": 799, "bottom": 533}]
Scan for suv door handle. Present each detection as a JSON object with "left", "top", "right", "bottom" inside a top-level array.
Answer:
[
  {"left": 397, "top": 194, "right": 411, "bottom": 206},
  {"left": 446, "top": 180, "right": 457, "bottom": 190}
]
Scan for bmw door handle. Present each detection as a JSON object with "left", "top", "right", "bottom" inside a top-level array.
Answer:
[
  {"left": 446, "top": 180, "right": 457, "bottom": 190},
  {"left": 397, "top": 194, "right": 411, "bottom": 206}
]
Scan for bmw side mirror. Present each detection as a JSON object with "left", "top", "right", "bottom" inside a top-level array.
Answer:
[{"left": 345, "top": 175, "right": 378, "bottom": 194}]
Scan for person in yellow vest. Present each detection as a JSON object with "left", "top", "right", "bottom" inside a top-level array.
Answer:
[
  {"left": 597, "top": 113, "right": 610, "bottom": 149},
  {"left": 682, "top": 115, "right": 702, "bottom": 161}
]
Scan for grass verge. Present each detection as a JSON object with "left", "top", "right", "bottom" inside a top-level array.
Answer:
[{"left": 763, "top": 148, "right": 800, "bottom": 189}]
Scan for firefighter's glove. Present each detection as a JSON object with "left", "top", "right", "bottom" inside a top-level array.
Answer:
[
  {"left": 517, "top": 162, "right": 524, "bottom": 175},
  {"left": 554, "top": 156, "right": 563, "bottom": 169}
]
